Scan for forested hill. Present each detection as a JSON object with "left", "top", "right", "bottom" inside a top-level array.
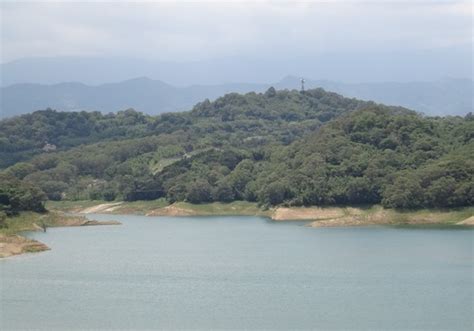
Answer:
[
  {"left": 0, "top": 88, "right": 369, "bottom": 168},
  {"left": 0, "top": 88, "right": 472, "bottom": 215}
]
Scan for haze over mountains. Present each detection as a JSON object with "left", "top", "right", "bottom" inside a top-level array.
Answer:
[
  {"left": 1, "top": 75, "right": 472, "bottom": 118},
  {"left": 2, "top": 3, "right": 472, "bottom": 119},
  {"left": 2, "top": 48, "right": 472, "bottom": 87}
]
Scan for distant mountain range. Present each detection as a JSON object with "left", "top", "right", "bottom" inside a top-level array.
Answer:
[
  {"left": 2, "top": 50, "right": 472, "bottom": 87},
  {"left": 302, "top": 78, "right": 474, "bottom": 117},
  {"left": 1, "top": 76, "right": 472, "bottom": 118},
  {"left": 0, "top": 78, "right": 262, "bottom": 118}
]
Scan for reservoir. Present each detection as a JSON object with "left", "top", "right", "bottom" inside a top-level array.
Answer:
[{"left": 1, "top": 214, "right": 472, "bottom": 330}]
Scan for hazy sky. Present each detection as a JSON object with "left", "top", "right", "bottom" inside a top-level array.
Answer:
[{"left": 1, "top": 0, "right": 472, "bottom": 64}]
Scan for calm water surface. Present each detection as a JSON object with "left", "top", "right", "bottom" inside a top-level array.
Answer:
[{"left": 0, "top": 214, "right": 473, "bottom": 330}]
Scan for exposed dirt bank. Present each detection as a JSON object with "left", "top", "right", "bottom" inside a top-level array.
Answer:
[
  {"left": 49, "top": 200, "right": 473, "bottom": 228},
  {"left": 272, "top": 207, "right": 362, "bottom": 221},
  {"left": 457, "top": 216, "right": 474, "bottom": 225},
  {"left": 0, "top": 212, "right": 121, "bottom": 259},
  {"left": 0, "top": 234, "right": 50, "bottom": 258},
  {"left": 80, "top": 202, "right": 124, "bottom": 214},
  {"left": 146, "top": 204, "right": 195, "bottom": 216}
]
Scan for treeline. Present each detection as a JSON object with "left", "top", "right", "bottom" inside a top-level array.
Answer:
[
  {"left": 149, "top": 107, "right": 473, "bottom": 208},
  {"left": 0, "top": 108, "right": 152, "bottom": 168},
  {"left": 1, "top": 88, "right": 369, "bottom": 200},
  {"left": 0, "top": 88, "right": 369, "bottom": 168},
  {"left": 1, "top": 88, "right": 472, "bottom": 210},
  {"left": 0, "top": 173, "right": 46, "bottom": 227},
  {"left": 258, "top": 107, "right": 473, "bottom": 208}
]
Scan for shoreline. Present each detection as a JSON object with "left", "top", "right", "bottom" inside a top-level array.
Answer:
[
  {"left": 0, "top": 212, "right": 121, "bottom": 259},
  {"left": 2, "top": 201, "right": 472, "bottom": 259},
  {"left": 49, "top": 200, "right": 474, "bottom": 227},
  {"left": 0, "top": 234, "right": 50, "bottom": 258}
]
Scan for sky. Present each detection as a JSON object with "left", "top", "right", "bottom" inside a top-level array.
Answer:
[{"left": 1, "top": 0, "right": 472, "bottom": 64}]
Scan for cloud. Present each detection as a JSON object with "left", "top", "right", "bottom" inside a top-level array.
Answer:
[{"left": 1, "top": 0, "right": 472, "bottom": 63}]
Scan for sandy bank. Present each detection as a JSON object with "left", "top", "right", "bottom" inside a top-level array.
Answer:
[
  {"left": 49, "top": 200, "right": 473, "bottom": 228},
  {"left": 80, "top": 202, "right": 124, "bottom": 214},
  {"left": 78, "top": 202, "right": 196, "bottom": 216},
  {"left": 271, "top": 207, "right": 363, "bottom": 221},
  {"left": 0, "top": 234, "right": 50, "bottom": 258},
  {"left": 0, "top": 213, "right": 121, "bottom": 259},
  {"left": 457, "top": 216, "right": 474, "bottom": 225},
  {"left": 146, "top": 204, "right": 197, "bottom": 216}
]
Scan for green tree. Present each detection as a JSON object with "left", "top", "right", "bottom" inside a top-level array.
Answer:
[
  {"left": 382, "top": 176, "right": 423, "bottom": 209},
  {"left": 213, "top": 180, "right": 235, "bottom": 202},
  {"left": 186, "top": 180, "right": 212, "bottom": 203},
  {"left": 6, "top": 162, "right": 36, "bottom": 179}
]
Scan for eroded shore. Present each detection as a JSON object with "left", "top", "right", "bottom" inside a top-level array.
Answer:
[
  {"left": 0, "top": 212, "right": 121, "bottom": 258},
  {"left": 0, "top": 234, "right": 50, "bottom": 258},
  {"left": 49, "top": 200, "right": 474, "bottom": 227},
  {"left": 3, "top": 201, "right": 471, "bottom": 259}
]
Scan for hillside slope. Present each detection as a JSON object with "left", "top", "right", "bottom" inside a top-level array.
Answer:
[
  {"left": 0, "top": 88, "right": 369, "bottom": 168},
  {"left": 1, "top": 88, "right": 472, "bottom": 210}
]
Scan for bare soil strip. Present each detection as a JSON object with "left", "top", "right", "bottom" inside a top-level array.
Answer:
[
  {"left": 80, "top": 202, "right": 124, "bottom": 214},
  {"left": 0, "top": 213, "right": 121, "bottom": 259},
  {"left": 0, "top": 234, "right": 50, "bottom": 258},
  {"left": 457, "top": 216, "right": 474, "bottom": 225},
  {"left": 272, "top": 207, "right": 357, "bottom": 221}
]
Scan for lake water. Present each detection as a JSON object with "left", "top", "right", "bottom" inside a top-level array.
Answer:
[{"left": 0, "top": 214, "right": 473, "bottom": 330}]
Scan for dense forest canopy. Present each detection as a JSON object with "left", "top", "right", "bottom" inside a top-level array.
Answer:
[
  {"left": 0, "top": 88, "right": 472, "bottom": 213},
  {"left": 0, "top": 88, "right": 369, "bottom": 168}
]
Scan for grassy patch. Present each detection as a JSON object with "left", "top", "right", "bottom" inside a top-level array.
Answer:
[
  {"left": 112, "top": 199, "right": 169, "bottom": 214},
  {"left": 46, "top": 200, "right": 108, "bottom": 212},
  {"left": 392, "top": 207, "right": 474, "bottom": 225},
  {"left": 174, "top": 201, "right": 270, "bottom": 216},
  {"left": 23, "top": 244, "right": 48, "bottom": 253},
  {"left": 151, "top": 157, "right": 181, "bottom": 174},
  {"left": 47, "top": 199, "right": 269, "bottom": 217},
  {"left": 0, "top": 211, "right": 87, "bottom": 235},
  {"left": 0, "top": 212, "right": 44, "bottom": 235}
]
